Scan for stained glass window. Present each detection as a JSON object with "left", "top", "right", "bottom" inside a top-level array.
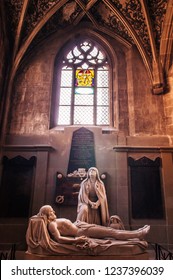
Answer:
[
  {"left": 55, "top": 39, "right": 111, "bottom": 126},
  {"left": 75, "top": 69, "right": 94, "bottom": 95}
]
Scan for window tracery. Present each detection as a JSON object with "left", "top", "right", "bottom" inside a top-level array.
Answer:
[{"left": 53, "top": 39, "right": 111, "bottom": 127}]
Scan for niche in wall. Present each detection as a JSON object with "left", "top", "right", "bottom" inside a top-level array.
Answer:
[
  {"left": 0, "top": 155, "right": 36, "bottom": 218},
  {"left": 128, "top": 156, "right": 164, "bottom": 219}
]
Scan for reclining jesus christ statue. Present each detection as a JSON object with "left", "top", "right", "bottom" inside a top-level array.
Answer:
[{"left": 38, "top": 205, "right": 150, "bottom": 245}]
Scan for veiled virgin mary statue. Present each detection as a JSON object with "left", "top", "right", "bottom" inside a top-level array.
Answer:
[{"left": 76, "top": 167, "right": 109, "bottom": 226}]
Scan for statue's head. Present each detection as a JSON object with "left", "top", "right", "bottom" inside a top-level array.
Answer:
[
  {"left": 39, "top": 205, "right": 52, "bottom": 215},
  {"left": 38, "top": 205, "right": 56, "bottom": 223},
  {"left": 109, "top": 215, "right": 125, "bottom": 230},
  {"left": 87, "top": 167, "right": 100, "bottom": 180},
  {"left": 109, "top": 215, "right": 120, "bottom": 224}
]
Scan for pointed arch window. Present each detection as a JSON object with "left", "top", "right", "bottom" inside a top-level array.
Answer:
[{"left": 52, "top": 39, "right": 111, "bottom": 126}]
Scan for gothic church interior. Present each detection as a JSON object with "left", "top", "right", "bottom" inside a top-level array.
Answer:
[{"left": 0, "top": 0, "right": 173, "bottom": 254}]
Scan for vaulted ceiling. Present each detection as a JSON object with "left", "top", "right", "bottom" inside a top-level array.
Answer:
[{"left": 2, "top": 0, "right": 173, "bottom": 93}]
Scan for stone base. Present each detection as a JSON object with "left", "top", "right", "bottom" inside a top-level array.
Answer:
[{"left": 25, "top": 251, "right": 149, "bottom": 260}]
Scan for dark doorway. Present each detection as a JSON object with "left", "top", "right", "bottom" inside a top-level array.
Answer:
[
  {"left": 128, "top": 157, "right": 164, "bottom": 219},
  {"left": 0, "top": 156, "right": 36, "bottom": 217}
]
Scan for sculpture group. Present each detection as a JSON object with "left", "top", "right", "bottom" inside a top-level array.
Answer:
[{"left": 26, "top": 167, "right": 150, "bottom": 257}]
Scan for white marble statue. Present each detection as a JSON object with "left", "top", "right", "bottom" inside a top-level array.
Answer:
[
  {"left": 40, "top": 205, "right": 150, "bottom": 243},
  {"left": 76, "top": 167, "right": 109, "bottom": 226},
  {"left": 26, "top": 205, "right": 150, "bottom": 256}
]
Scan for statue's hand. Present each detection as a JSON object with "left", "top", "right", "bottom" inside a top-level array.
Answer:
[
  {"left": 75, "top": 236, "right": 87, "bottom": 244},
  {"left": 91, "top": 202, "right": 98, "bottom": 209},
  {"left": 74, "top": 236, "right": 90, "bottom": 249}
]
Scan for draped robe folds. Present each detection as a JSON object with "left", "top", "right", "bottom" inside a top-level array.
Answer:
[
  {"left": 77, "top": 180, "right": 109, "bottom": 226},
  {"left": 26, "top": 216, "right": 148, "bottom": 257}
]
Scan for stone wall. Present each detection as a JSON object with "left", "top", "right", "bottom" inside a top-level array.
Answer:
[
  {"left": 1, "top": 28, "right": 173, "bottom": 250},
  {"left": 0, "top": 6, "right": 10, "bottom": 130},
  {"left": 163, "top": 65, "right": 173, "bottom": 137},
  {"left": 130, "top": 47, "right": 166, "bottom": 136},
  {"left": 7, "top": 29, "right": 166, "bottom": 137}
]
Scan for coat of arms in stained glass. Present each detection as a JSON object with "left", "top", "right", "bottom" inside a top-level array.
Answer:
[{"left": 75, "top": 69, "right": 94, "bottom": 94}]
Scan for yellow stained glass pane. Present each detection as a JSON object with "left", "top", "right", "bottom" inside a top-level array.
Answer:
[{"left": 75, "top": 69, "right": 94, "bottom": 87}]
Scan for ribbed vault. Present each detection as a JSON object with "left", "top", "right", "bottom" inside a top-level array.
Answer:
[{"left": 3, "top": 0, "right": 172, "bottom": 93}]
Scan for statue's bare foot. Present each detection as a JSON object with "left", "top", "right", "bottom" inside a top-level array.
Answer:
[{"left": 139, "top": 225, "right": 150, "bottom": 240}]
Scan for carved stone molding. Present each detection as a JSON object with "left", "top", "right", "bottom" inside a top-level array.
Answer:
[
  {"left": 128, "top": 156, "right": 161, "bottom": 167},
  {"left": 3, "top": 145, "right": 54, "bottom": 152},
  {"left": 2, "top": 155, "right": 36, "bottom": 166},
  {"left": 113, "top": 146, "right": 173, "bottom": 153}
]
